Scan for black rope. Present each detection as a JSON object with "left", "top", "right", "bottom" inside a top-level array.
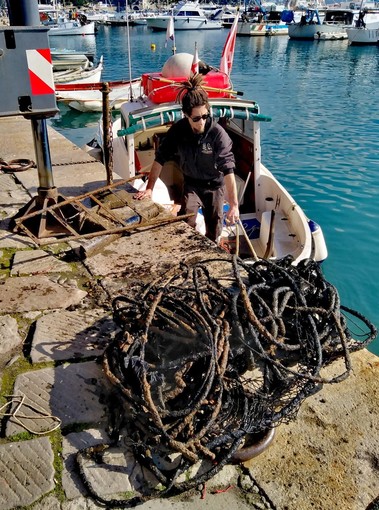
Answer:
[{"left": 77, "top": 254, "right": 376, "bottom": 506}]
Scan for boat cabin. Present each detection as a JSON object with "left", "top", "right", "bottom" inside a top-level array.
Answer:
[{"left": 323, "top": 9, "right": 355, "bottom": 25}]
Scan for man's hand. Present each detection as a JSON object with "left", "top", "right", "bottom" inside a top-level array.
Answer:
[
  {"left": 133, "top": 189, "right": 152, "bottom": 200},
  {"left": 226, "top": 204, "right": 239, "bottom": 225},
  {"left": 224, "top": 174, "right": 240, "bottom": 225}
]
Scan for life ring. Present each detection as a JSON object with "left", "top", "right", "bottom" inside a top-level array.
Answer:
[
  {"left": 0, "top": 158, "right": 35, "bottom": 172},
  {"left": 232, "top": 428, "right": 276, "bottom": 463}
]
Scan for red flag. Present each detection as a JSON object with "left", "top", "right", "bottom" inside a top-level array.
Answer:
[
  {"left": 191, "top": 42, "right": 199, "bottom": 75},
  {"left": 220, "top": 13, "right": 239, "bottom": 76}
]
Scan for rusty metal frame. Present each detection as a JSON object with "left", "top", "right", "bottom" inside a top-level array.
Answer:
[{"left": 14, "top": 178, "right": 191, "bottom": 246}]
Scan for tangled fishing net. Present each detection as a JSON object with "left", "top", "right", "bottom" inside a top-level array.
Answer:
[{"left": 80, "top": 255, "right": 376, "bottom": 506}]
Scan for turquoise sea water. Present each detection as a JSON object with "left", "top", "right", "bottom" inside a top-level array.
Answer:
[{"left": 49, "top": 25, "right": 379, "bottom": 355}]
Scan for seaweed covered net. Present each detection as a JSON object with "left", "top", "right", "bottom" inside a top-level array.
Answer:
[{"left": 96, "top": 255, "right": 376, "bottom": 504}]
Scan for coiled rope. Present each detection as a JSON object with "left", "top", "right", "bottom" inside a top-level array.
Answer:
[
  {"left": 0, "top": 158, "right": 35, "bottom": 172},
  {"left": 77, "top": 254, "right": 376, "bottom": 507}
]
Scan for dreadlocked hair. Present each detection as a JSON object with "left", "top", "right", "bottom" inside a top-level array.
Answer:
[{"left": 176, "top": 74, "right": 210, "bottom": 115}]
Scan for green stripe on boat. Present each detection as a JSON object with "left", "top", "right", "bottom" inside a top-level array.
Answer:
[{"left": 117, "top": 103, "right": 271, "bottom": 137}]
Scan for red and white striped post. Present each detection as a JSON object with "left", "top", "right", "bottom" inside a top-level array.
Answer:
[{"left": 6, "top": 0, "right": 71, "bottom": 238}]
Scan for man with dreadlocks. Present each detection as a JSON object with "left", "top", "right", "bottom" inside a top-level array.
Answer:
[{"left": 134, "top": 74, "right": 240, "bottom": 243}]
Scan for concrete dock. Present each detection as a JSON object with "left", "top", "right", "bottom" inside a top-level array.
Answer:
[{"left": 0, "top": 115, "right": 378, "bottom": 510}]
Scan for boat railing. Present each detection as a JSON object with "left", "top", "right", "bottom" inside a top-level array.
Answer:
[{"left": 117, "top": 100, "right": 271, "bottom": 138}]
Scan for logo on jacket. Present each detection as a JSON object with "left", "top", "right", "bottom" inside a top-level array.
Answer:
[{"left": 201, "top": 142, "right": 213, "bottom": 155}]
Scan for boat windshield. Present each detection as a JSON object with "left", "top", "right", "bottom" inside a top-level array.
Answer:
[{"left": 176, "top": 10, "right": 202, "bottom": 16}]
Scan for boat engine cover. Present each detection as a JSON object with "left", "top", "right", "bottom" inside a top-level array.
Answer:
[{"left": 161, "top": 53, "right": 193, "bottom": 78}]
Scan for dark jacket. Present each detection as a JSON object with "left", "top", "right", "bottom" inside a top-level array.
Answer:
[{"left": 155, "top": 117, "right": 235, "bottom": 187}]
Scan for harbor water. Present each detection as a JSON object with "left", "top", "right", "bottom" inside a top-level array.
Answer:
[{"left": 49, "top": 24, "right": 379, "bottom": 355}]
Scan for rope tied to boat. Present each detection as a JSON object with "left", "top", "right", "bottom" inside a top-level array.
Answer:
[{"left": 78, "top": 254, "right": 376, "bottom": 507}]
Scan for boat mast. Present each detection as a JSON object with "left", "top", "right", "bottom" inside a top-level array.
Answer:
[{"left": 125, "top": 1, "right": 135, "bottom": 100}]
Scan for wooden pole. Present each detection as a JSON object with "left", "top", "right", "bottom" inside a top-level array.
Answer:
[{"left": 101, "top": 82, "right": 113, "bottom": 185}]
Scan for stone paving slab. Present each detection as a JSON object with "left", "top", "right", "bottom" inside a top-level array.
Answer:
[
  {"left": 31, "top": 308, "right": 118, "bottom": 363},
  {"left": 72, "top": 442, "right": 159, "bottom": 502},
  {"left": 33, "top": 487, "right": 260, "bottom": 510},
  {"left": 0, "top": 173, "right": 24, "bottom": 192},
  {"left": 84, "top": 222, "right": 216, "bottom": 279},
  {"left": 0, "top": 436, "right": 55, "bottom": 510},
  {"left": 84, "top": 222, "right": 222, "bottom": 301},
  {"left": 0, "top": 275, "right": 87, "bottom": 313},
  {"left": 61, "top": 428, "right": 111, "bottom": 500},
  {"left": 0, "top": 315, "right": 22, "bottom": 357},
  {"left": 247, "top": 349, "right": 379, "bottom": 510},
  {"left": 0, "top": 173, "right": 31, "bottom": 206},
  {"left": 61, "top": 426, "right": 255, "bottom": 508},
  {"left": 0, "top": 116, "right": 115, "bottom": 199},
  {"left": 0, "top": 225, "right": 36, "bottom": 249},
  {"left": 119, "top": 490, "right": 262, "bottom": 510},
  {"left": 6, "top": 361, "right": 111, "bottom": 437},
  {"left": 0, "top": 188, "right": 31, "bottom": 207},
  {"left": 10, "top": 249, "right": 73, "bottom": 276}
]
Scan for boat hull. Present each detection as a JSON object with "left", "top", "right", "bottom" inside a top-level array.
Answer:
[
  {"left": 289, "top": 9, "right": 379, "bottom": 40},
  {"left": 56, "top": 80, "right": 142, "bottom": 112},
  {"left": 237, "top": 21, "right": 289, "bottom": 36},
  {"left": 54, "top": 57, "right": 103, "bottom": 85},
  {"left": 288, "top": 23, "right": 347, "bottom": 39},
  {"left": 51, "top": 52, "right": 92, "bottom": 71},
  {"left": 48, "top": 21, "right": 96, "bottom": 36},
  {"left": 346, "top": 22, "right": 379, "bottom": 44},
  {"left": 54, "top": 66, "right": 102, "bottom": 85}
]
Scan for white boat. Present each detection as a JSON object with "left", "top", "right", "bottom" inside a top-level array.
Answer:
[
  {"left": 51, "top": 50, "right": 95, "bottom": 71},
  {"left": 106, "top": 11, "right": 151, "bottom": 26},
  {"left": 99, "top": 45, "right": 327, "bottom": 263},
  {"left": 85, "top": 1, "right": 117, "bottom": 24},
  {"left": 85, "top": 11, "right": 116, "bottom": 23},
  {"left": 221, "top": 14, "right": 237, "bottom": 28},
  {"left": 54, "top": 57, "right": 103, "bottom": 85},
  {"left": 39, "top": 4, "right": 96, "bottom": 36},
  {"left": 288, "top": 6, "right": 379, "bottom": 40},
  {"left": 130, "top": 11, "right": 161, "bottom": 25},
  {"left": 146, "top": 1, "right": 222, "bottom": 31},
  {"left": 48, "top": 17, "right": 97, "bottom": 36},
  {"left": 236, "top": 6, "right": 302, "bottom": 37},
  {"left": 55, "top": 78, "right": 142, "bottom": 112},
  {"left": 346, "top": 20, "right": 379, "bottom": 43}
]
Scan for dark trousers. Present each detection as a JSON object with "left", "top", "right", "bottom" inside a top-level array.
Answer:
[{"left": 180, "top": 182, "right": 225, "bottom": 242}]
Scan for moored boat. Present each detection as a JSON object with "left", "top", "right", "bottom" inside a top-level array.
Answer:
[
  {"left": 54, "top": 57, "right": 103, "bottom": 85},
  {"left": 346, "top": 20, "right": 379, "bottom": 43},
  {"left": 146, "top": 1, "right": 222, "bottom": 31},
  {"left": 288, "top": 6, "right": 379, "bottom": 40},
  {"left": 48, "top": 17, "right": 96, "bottom": 36},
  {"left": 39, "top": 5, "right": 96, "bottom": 36},
  {"left": 51, "top": 50, "right": 95, "bottom": 72},
  {"left": 55, "top": 77, "right": 142, "bottom": 112},
  {"left": 98, "top": 25, "right": 327, "bottom": 264},
  {"left": 237, "top": 9, "right": 297, "bottom": 37}
]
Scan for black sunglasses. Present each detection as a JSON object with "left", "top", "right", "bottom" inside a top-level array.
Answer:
[{"left": 190, "top": 113, "right": 210, "bottom": 123}]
